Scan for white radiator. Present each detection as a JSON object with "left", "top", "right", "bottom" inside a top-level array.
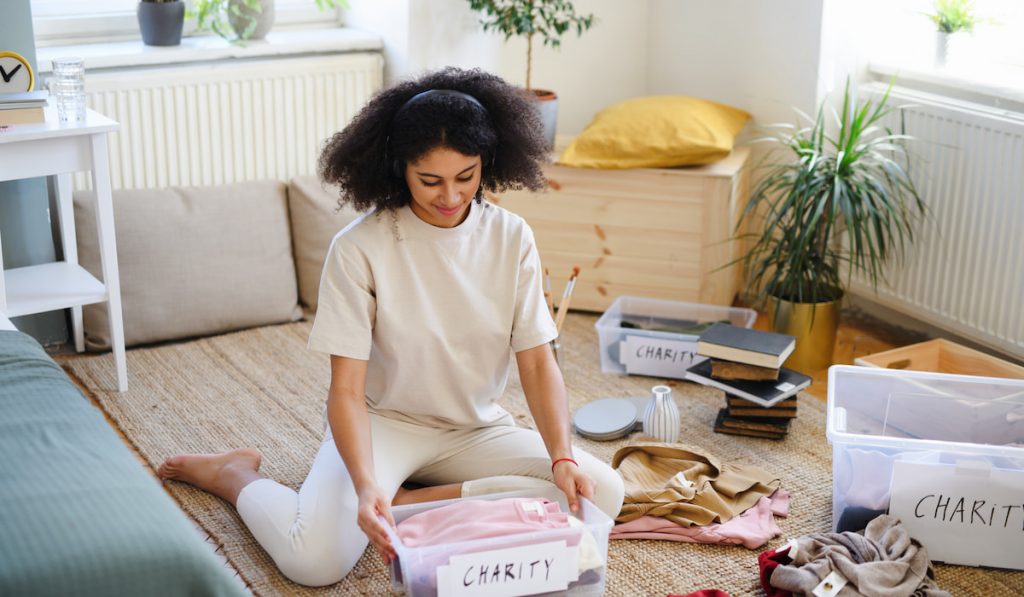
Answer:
[
  {"left": 853, "top": 83, "right": 1024, "bottom": 358},
  {"left": 78, "top": 52, "right": 383, "bottom": 190}
]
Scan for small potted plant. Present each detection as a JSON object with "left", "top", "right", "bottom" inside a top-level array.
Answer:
[
  {"left": 466, "top": 0, "right": 596, "bottom": 149},
  {"left": 737, "top": 80, "right": 925, "bottom": 372},
  {"left": 138, "top": 0, "right": 186, "bottom": 47},
  {"left": 925, "top": 0, "right": 979, "bottom": 66},
  {"left": 191, "top": 0, "right": 346, "bottom": 43}
]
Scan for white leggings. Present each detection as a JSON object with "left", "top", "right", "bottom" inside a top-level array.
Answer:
[{"left": 235, "top": 413, "right": 625, "bottom": 587}]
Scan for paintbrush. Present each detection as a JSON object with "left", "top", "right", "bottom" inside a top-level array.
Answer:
[
  {"left": 553, "top": 265, "right": 580, "bottom": 334},
  {"left": 544, "top": 267, "right": 555, "bottom": 320}
]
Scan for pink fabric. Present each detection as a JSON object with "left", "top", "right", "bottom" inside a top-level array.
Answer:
[
  {"left": 397, "top": 497, "right": 569, "bottom": 547},
  {"left": 610, "top": 489, "right": 790, "bottom": 549}
]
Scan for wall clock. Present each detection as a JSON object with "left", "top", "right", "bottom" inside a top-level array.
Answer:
[{"left": 0, "top": 51, "right": 35, "bottom": 93}]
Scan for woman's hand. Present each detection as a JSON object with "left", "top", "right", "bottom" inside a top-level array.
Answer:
[
  {"left": 552, "top": 460, "right": 596, "bottom": 513},
  {"left": 356, "top": 484, "right": 397, "bottom": 563}
]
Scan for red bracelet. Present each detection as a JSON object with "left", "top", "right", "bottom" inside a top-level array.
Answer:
[{"left": 551, "top": 457, "right": 579, "bottom": 473}]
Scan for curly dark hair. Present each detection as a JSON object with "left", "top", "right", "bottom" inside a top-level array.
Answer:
[{"left": 318, "top": 67, "right": 549, "bottom": 212}]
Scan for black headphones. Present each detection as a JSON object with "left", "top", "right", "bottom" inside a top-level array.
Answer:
[{"left": 386, "top": 89, "right": 494, "bottom": 178}]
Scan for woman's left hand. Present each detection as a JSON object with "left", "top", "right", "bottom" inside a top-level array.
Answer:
[{"left": 552, "top": 460, "right": 596, "bottom": 513}]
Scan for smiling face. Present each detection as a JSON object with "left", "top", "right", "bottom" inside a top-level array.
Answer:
[{"left": 404, "top": 146, "right": 482, "bottom": 228}]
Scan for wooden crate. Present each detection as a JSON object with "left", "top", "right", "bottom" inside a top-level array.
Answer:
[
  {"left": 854, "top": 338, "right": 1024, "bottom": 379},
  {"left": 489, "top": 146, "right": 751, "bottom": 312}
]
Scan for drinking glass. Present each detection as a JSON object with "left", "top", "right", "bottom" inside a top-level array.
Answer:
[{"left": 50, "top": 57, "right": 86, "bottom": 123}]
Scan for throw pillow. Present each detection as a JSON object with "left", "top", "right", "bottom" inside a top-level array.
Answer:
[
  {"left": 558, "top": 96, "right": 750, "bottom": 169},
  {"left": 75, "top": 181, "right": 302, "bottom": 350},
  {"left": 287, "top": 175, "right": 365, "bottom": 313}
]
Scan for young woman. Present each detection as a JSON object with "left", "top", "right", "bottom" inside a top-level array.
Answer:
[{"left": 158, "top": 67, "right": 624, "bottom": 587}]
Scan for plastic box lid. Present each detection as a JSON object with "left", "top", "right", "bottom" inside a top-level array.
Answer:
[
  {"left": 594, "top": 296, "right": 756, "bottom": 337},
  {"left": 826, "top": 364, "right": 1024, "bottom": 458}
]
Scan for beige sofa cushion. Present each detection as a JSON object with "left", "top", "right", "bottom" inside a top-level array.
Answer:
[
  {"left": 75, "top": 181, "right": 302, "bottom": 350},
  {"left": 288, "top": 176, "right": 364, "bottom": 312}
]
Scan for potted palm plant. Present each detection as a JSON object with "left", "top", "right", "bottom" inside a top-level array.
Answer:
[
  {"left": 738, "top": 80, "right": 925, "bottom": 373},
  {"left": 466, "top": 0, "right": 596, "bottom": 149},
  {"left": 925, "top": 0, "right": 979, "bottom": 66}
]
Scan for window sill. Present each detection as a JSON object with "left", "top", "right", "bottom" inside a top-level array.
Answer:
[
  {"left": 36, "top": 26, "right": 383, "bottom": 73},
  {"left": 868, "top": 61, "right": 1024, "bottom": 113}
]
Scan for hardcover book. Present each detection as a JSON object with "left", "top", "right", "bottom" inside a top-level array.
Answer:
[
  {"left": 726, "top": 406, "right": 798, "bottom": 419},
  {"left": 685, "top": 359, "right": 810, "bottom": 407},
  {"left": 0, "top": 90, "right": 49, "bottom": 110},
  {"left": 713, "top": 409, "right": 788, "bottom": 440},
  {"left": 726, "top": 395, "right": 797, "bottom": 410},
  {"left": 710, "top": 358, "right": 780, "bottom": 381},
  {"left": 0, "top": 106, "right": 43, "bottom": 125},
  {"left": 696, "top": 322, "right": 795, "bottom": 369}
]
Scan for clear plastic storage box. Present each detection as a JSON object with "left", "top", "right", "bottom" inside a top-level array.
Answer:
[
  {"left": 826, "top": 365, "right": 1024, "bottom": 568},
  {"left": 385, "top": 486, "right": 613, "bottom": 596},
  {"left": 593, "top": 296, "right": 756, "bottom": 378}
]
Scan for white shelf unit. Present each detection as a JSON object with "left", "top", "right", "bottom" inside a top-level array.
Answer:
[{"left": 0, "top": 106, "right": 127, "bottom": 391}]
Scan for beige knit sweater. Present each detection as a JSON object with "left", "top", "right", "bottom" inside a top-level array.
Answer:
[{"left": 612, "top": 443, "right": 781, "bottom": 526}]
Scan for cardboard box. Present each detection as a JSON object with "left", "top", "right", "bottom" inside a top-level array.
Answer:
[{"left": 855, "top": 338, "right": 1024, "bottom": 379}]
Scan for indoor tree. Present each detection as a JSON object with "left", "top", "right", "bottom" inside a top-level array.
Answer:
[{"left": 466, "top": 0, "right": 596, "bottom": 90}]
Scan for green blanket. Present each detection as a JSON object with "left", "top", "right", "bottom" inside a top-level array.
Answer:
[{"left": 0, "top": 330, "right": 247, "bottom": 597}]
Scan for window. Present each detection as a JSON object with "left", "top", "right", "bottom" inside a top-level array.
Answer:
[
  {"left": 866, "top": 0, "right": 1024, "bottom": 90},
  {"left": 31, "top": 0, "right": 342, "bottom": 46}
]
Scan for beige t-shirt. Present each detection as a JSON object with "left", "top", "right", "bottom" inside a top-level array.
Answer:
[{"left": 308, "top": 199, "right": 558, "bottom": 429}]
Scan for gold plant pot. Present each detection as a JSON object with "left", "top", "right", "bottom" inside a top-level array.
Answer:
[{"left": 766, "top": 294, "right": 842, "bottom": 374}]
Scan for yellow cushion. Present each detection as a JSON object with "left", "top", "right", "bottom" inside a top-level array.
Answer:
[{"left": 558, "top": 96, "right": 750, "bottom": 169}]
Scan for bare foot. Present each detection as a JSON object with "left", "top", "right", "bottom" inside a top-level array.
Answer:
[{"left": 157, "top": 448, "right": 263, "bottom": 506}]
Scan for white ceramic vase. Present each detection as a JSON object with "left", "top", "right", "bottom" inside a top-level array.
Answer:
[
  {"left": 934, "top": 31, "right": 950, "bottom": 67},
  {"left": 642, "top": 385, "right": 680, "bottom": 443},
  {"left": 228, "top": 0, "right": 275, "bottom": 41}
]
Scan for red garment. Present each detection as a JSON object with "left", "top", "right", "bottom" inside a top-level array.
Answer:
[
  {"left": 757, "top": 546, "right": 794, "bottom": 597},
  {"left": 668, "top": 591, "right": 731, "bottom": 597}
]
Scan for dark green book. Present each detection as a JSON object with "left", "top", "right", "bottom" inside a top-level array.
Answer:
[{"left": 697, "top": 322, "right": 795, "bottom": 368}]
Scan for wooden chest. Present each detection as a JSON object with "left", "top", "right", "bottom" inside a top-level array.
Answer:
[{"left": 489, "top": 146, "right": 751, "bottom": 312}]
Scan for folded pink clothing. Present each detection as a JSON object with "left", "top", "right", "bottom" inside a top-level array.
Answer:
[
  {"left": 610, "top": 489, "right": 790, "bottom": 549},
  {"left": 397, "top": 497, "right": 570, "bottom": 547}
]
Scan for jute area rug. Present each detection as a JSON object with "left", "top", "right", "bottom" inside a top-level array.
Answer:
[{"left": 61, "top": 313, "right": 1024, "bottom": 596}]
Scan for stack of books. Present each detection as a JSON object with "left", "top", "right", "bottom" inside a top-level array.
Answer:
[
  {"left": 685, "top": 322, "right": 810, "bottom": 440},
  {"left": 0, "top": 91, "right": 48, "bottom": 126}
]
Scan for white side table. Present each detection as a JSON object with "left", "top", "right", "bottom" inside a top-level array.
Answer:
[{"left": 0, "top": 107, "right": 127, "bottom": 391}]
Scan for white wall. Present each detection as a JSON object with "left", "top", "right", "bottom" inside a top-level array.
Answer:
[
  {"left": 818, "top": 0, "right": 876, "bottom": 107},
  {"left": 345, "top": 0, "right": 502, "bottom": 83},
  {"left": 407, "top": 0, "right": 503, "bottom": 76},
  {"left": 646, "top": 0, "right": 825, "bottom": 131},
  {"left": 342, "top": 0, "right": 410, "bottom": 84},
  {"left": 346, "top": 1, "right": 846, "bottom": 140},
  {"left": 496, "top": 0, "right": 650, "bottom": 135},
  {"left": 345, "top": 0, "right": 650, "bottom": 136}
]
